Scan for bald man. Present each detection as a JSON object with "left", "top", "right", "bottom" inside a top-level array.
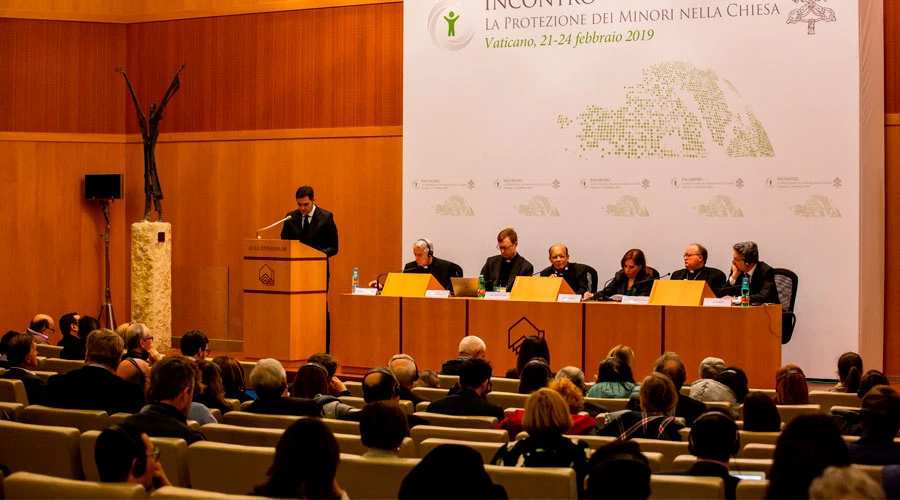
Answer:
[
  {"left": 26, "top": 314, "right": 55, "bottom": 345},
  {"left": 538, "top": 244, "right": 591, "bottom": 295}
]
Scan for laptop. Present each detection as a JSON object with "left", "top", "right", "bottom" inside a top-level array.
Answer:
[{"left": 451, "top": 277, "right": 480, "bottom": 297}]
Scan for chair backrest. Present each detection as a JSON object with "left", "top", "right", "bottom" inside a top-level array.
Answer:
[
  {"left": 151, "top": 485, "right": 260, "bottom": 499},
  {"left": 33, "top": 370, "right": 56, "bottom": 382},
  {"left": 585, "top": 397, "right": 631, "bottom": 412},
  {"left": 0, "top": 401, "right": 25, "bottom": 421},
  {"left": 485, "top": 465, "right": 578, "bottom": 500},
  {"left": 489, "top": 377, "right": 520, "bottom": 393},
  {"left": 222, "top": 411, "right": 300, "bottom": 430},
  {"left": 344, "top": 381, "right": 363, "bottom": 397},
  {"left": 680, "top": 386, "right": 691, "bottom": 397},
  {"left": 239, "top": 400, "right": 253, "bottom": 410},
  {"left": 81, "top": 431, "right": 191, "bottom": 488},
  {"left": 853, "top": 464, "right": 884, "bottom": 486},
  {"left": 486, "top": 391, "right": 529, "bottom": 409},
  {"left": 0, "top": 420, "right": 82, "bottom": 479},
  {"left": 642, "top": 452, "right": 663, "bottom": 473},
  {"left": 738, "top": 431, "right": 781, "bottom": 448},
  {"left": 735, "top": 479, "right": 769, "bottom": 500},
  {"left": 209, "top": 408, "right": 223, "bottom": 424},
  {"left": 201, "top": 423, "right": 283, "bottom": 448},
  {"left": 808, "top": 391, "right": 861, "bottom": 413},
  {"left": 188, "top": 441, "right": 272, "bottom": 494},
  {"left": 415, "top": 401, "right": 430, "bottom": 412},
  {"left": 418, "top": 438, "right": 506, "bottom": 463},
  {"left": 23, "top": 405, "right": 109, "bottom": 432},
  {"left": 341, "top": 396, "right": 366, "bottom": 409},
  {"left": 319, "top": 417, "right": 361, "bottom": 435},
  {"left": 504, "top": 407, "right": 523, "bottom": 418},
  {"left": 332, "top": 433, "right": 416, "bottom": 459},
  {"left": 336, "top": 453, "right": 419, "bottom": 499},
  {"left": 774, "top": 404, "right": 821, "bottom": 424},
  {"left": 415, "top": 412, "right": 498, "bottom": 429},
  {"left": 5, "top": 471, "right": 147, "bottom": 499},
  {"left": 409, "top": 425, "right": 509, "bottom": 445},
  {"left": 410, "top": 387, "right": 449, "bottom": 402},
  {"left": 740, "top": 443, "right": 776, "bottom": 459},
  {"left": 748, "top": 388, "right": 777, "bottom": 398},
  {"left": 108, "top": 413, "right": 131, "bottom": 426},
  {"left": 37, "top": 358, "right": 85, "bottom": 374},
  {"left": 631, "top": 439, "right": 690, "bottom": 471},
  {"left": 649, "top": 475, "right": 725, "bottom": 500},
  {"left": 0, "top": 378, "right": 29, "bottom": 405},
  {"left": 438, "top": 375, "right": 459, "bottom": 389},
  {"left": 36, "top": 344, "right": 64, "bottom": 359},
  {"left": 672, "top": 455, "right": 774, "bottom": 475},
  {"left": 772, "top": 268, "right": 798, "bottom": 312},
  {"left": 223, "top": 398, "right": 241, "bottom": 411},
  {"left": 579, "top": 263, "right": 599, "bottom": 294},
  {"left": 571, "top": 435, "right": 617, "bottom": 450},
  {"left": 704, "top": 401, "right": 735, "bottom": 414}
]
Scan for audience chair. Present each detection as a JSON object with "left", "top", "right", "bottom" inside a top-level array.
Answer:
[
  {"left": 585, "top": 397, "right": 630, "bottom": 412},
  {"left": 437, "top": 374, "right": 459, "bottom": 389},
  {"left": 853, "top": 464, "right": 884, "bottom": 486},
  {"left": 151, "top": 485, "right": 261, "bottom": 499},
  {"left": 680, "top": 386, "right": 691, "bottom": 397},
  {"left": 108, "top": 413, "right": 131, "bottom": 426},
  {"left": 201, "top": 423, "right": 283, "bottom": 448},
  {"left": 704, "top": 401, "right": 735, "bottom": 414},
  {"left": 738, "top": 431, "right": 781, "bottom": 448},
  {"left": 409, "top": 425, "right": 509, "bottom": 446},
  {"left": 188, "top": 441, "right": 272, "bottom": 495},
  {"left": 671, "top": 455, "right": 773, "bottom": 475},
  {"left": 415, "top": 401, "right": 430, "bottom": 412},
  {"left": 0, "top": 401, "right": 25, "bottom": 421},
  {"left": 830, "top": 405, "right": 860, "bottom": 415},
  {"left": 415, "top": 412, "right": 498, "bottom": 429},
  {"left": 223, "top": 398, "right": 241, "bottom": 411},
  {"left": 209, "top": 408, "right": 223, "bottom": 424},
  {"left": 418, "top": 438, "right": 506, "bottom": 463},
  {"left": 735, "top": 479, "right": 769, "bottom": 500},
  {"left": 484, "top": 465, "right": 578, "bottom": 500},
  {"left": 340, "top": 396, "right": 366, "bottom": 409},
  {"left": 35, "top": 344, "right": 63, "bottom": 359},
  {"left": 650, "top": 475, "right": 725, "bottom": 500},
  {"left": 489, "top": 377, "right": 520, "bottom": 393},
  {"left": 337, "top": 453, "right": 419, "bottom": 499},
  {"left": 319, "top": 417, "right": 361, "bottom": 435},
  {"left": 739, "top": 443, "right": 776, "bottom": 459},
  {"left": 333, "top": 433, "right": 415, "bottom": 458},
  {"left": 344, "top": 381, "right": 363, "bottom": 397},
  {"left": 33, "top": 370, "right": 56, "bottom": 383},
  {"left": 773, "top": 404, "right": 821, "bottom": 424},
  {"left": 37, "top": 358, "right": 84, "bottom": 375},
  {"left": 487, "top": 391, "right": 529, "bottom": 409},
  {"left": 239, "top": 400, "right": 253, "bottom": 411},
  {"left": 642, "top": 452, "right": 664, "bottom": 473},
  {"left": 222, "top": 411, "right": 299, "bottom": 430},
  {"left": 0, "top": 378, "right": 29, "bottom": 405},
  {"left": 5, "top": 471, "right": 146, "bottom": 499},
  {"left": 808, "top": 391, "right": 861, "bottom": 413},
  {"left": 631, "top": 439, "right": 690, "bottom": 471},
  {"left": 750, "top": 389, "right": 776, "bottom": 398},
  {"left": 504, "top": 407, "right": 523, "bottom": 418},
  {"left": 679, "top": 427, "right": 690, "bottom": 441},
  {"left": 81, "top": 431, "right": 191, "bottom": 488},
  {"left": 410, "top": 387, "right": 448, "bottom": 402},
  {"left": 23, "top": 405, "right": 108, "bottom": 432},
  {"left": 569, "top": 435, "right": 616, "bottom": 450},
  {"left": 773, "top": 267, "right": 798, "bottom": 344},
  {"left": 0, "top": 420, "right": 82, "bottom": 479},
  {"left": 582, "top": 263, "right": 599, "bottom": 294}
]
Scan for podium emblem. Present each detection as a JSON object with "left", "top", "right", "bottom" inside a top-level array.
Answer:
[
  {"left": 508, "top": 317, "right": 545, "bottom": 354},
  {"left": 258, "top": 264, "right": 275, "bottom": 287}
]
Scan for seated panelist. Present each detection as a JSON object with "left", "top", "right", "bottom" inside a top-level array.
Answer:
[
  {"left": 719, "top": 241, "right": 780, "bottom": 304},
  {"left": 402, "top": 238, "right": 463, "bottom": 291},
  {"left": 671, "top": 243, "right": 727, "bottom": 296},
  {"left": 588, "top": 249, "right": 657, "bottom": 299},
  {"left": 480, "top": 227, "right": 533, "bottom": 292},
  {"left": 539, "top": 244, "right": 591, "bottom": 295}
]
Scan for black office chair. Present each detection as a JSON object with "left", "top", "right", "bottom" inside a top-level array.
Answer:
[
  {"left": 580, "top": 264, "right": 599, "bottom": 294},
  {"left": 773, "top": 268, "right": 798, "bottom": 344}
]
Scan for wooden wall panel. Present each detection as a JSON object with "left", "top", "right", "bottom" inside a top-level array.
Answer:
[
  {"left": 0, "top": 19, "right": 126, "bottom": 134},
  {"left": 885, "top": 117, "right": 900, "bottom": 377},
  {"left": 123, "top": 4, "right": 402, "bottom": 134},
  {"left": 886, "top": 0, "right": 898, "bottom": 114},
  {"left": 0, "top": 141, "right": 128, "bottom": 335}
]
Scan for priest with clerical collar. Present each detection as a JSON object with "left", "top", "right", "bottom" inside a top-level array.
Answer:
[
  {"left": 479, "top": 227, "right": 534, "bottom": 292},
  {"left": 539, "top": 243, "right": 591, "bottom": 295},
  {"left": 670, "top": 243, "right": 727, "bottom": 296},
  {"left": 402, "top": 238, "right": 463, "bottom": 291}
]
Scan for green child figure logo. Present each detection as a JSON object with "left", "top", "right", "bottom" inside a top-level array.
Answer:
[{"left": 444, "top": 11, "right": 459, "bottom": 37}]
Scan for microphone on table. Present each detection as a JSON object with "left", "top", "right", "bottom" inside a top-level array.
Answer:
[
  {"left": 586, "top": 275, "right": 618, "bottom": 301},
  {"left": 255, "top": 215, "right": 291, "bottom": 239},
  {"left": 631, "top": 272, "right": 672, "bottom": 288},
  {"left": 374, "top": 263, "right": 417, "bottom": 294}
]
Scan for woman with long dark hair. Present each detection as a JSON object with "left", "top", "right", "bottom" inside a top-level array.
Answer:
[{"left": 253, "top": 419, "right": 345, "bottom": 499}]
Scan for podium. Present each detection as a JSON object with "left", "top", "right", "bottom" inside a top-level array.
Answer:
[
  {"left": 242, "top": 239, "right": 327, "bottom": 361},
  {"left": 381, "top": 273, "right": 444, "bottom": 297},
  {"left": 648, "top": 280, "right": 717, "bottom": 306},
  {"left": 509, "top": 276, "right": 575, "bottom": 302}
]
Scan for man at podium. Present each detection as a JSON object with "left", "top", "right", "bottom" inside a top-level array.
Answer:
[
  {"left": 671, "top": 244, "right": 726, "bottom": 296},
  {"left": 280, "top": 185, "right": 338, "bottom": 258},
  {"left": 538, "top": 244, "right": 591, "bottom": 295},
  {"left": 480, "top": 228, "right": 533, "bottom": 292},
  {"left": 403, "top": 238, "right": 463, "bottom": 291}
]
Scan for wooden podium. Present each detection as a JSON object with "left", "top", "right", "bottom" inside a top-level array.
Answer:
[
  {"left": 381, "top": 273, "right": 444, "bottom": 297},
  {"left": 509, "top": 276, "right": 574, "bottom": 302},
  {"left": 648, "top": 280, "right": 717, "bottom": 306},
  {"left": 242, "top": 239, "right": 327, "bottom": 361}
]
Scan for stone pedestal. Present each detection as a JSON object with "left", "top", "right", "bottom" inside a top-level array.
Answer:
[{"left": 131, "top": 222, "right": 172, "bottom": 350}]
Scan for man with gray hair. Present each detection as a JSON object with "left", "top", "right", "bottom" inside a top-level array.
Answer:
[
  {"left": 402, "top": 239, "right": 463, "bottom": 292},
  {"left": 719, "top": 241, "right": 779, "bottom": 304},
  {"left": 389, "top": 354, "right": 426, "bottom": 405},
  {"left": 698, "top": 357, "right": 726, "bottom": 380},
  {"left": 245, "top": 358, "right": 320, "bottom": 417},
  {"left": 555, "top": 366, "right": 606, "bottom": 417},
  {"left": 439, "top": 336, "right": 487, "bottom": 376},
  {"left": 122, "top": 323, "right": 162, "bottom": 364},
  {"left": 654, "top": 352, "right": 706, "bottom": 426}
]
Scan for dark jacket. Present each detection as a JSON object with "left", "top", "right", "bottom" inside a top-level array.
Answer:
[
  {"left": 403, "top": 257, "right": 464, "bottom": 292},
  {"left": 122, "top": 403, "right": 206, "bottom": 444},
  {"left": 398, "top": 385, "right": 426, "bottom": 406},
  {"left": 44, "top": 365, "right": 145, "bottom": 415},
  {"left": 244, "top": 396, "right": 322, "bottom": 417},
  {"left": 1, "top": 367, "right": 46, "bottom": 405},
  {"left": 847, "top": 435, "right": 900, "bottom": 465},
  {"left": 671, "top": 266, "right": 727, "bottom": 297},
  {"left": 597, "top": 411, "right": 684, "bottom": 441},
  {"left": 194, "top": 393, "right": 232, "bottom": 415},
  {"left": 439, "top": 356, "right": 470, "bottom": 376},
  {"left": 718, "top": 261, "right": 780, "bottom": 304},
  {"left": 480, "top": 253, "right": 534, "bottom": 292},
  {"left": 539, "top": 263, "right": 591, "bottom": 295},
  {"left": 491, "top": 433, "right": 590, "bottom": 495},
  {"left": 665, "top": 461, "right": 739, "bottom": 499},
  {"left": 59, "top": 339, "right": 86, "bottom": 361},
  {"left": 426, "top": 388, "right": 504, "bottom": 421},
  {"left": 601, "top": 269, "right": 658, "bottom": 297},
  {"left": 280, "top": 207, "right": 339, "bottom": 257},
  {"left": 57, "top": 335, "right": 80, "bottom": 349}
]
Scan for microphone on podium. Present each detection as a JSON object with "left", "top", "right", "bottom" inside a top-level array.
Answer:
[
  {"left": 256, "top": 215, "right": 292, "bottom": 239},
  {"left": 632, "top": 272, "right": 671, "bottom": 288}
]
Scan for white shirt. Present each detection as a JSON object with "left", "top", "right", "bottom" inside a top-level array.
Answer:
[{"left": 727, "top": 264, "right": 756, "bottom": 286}]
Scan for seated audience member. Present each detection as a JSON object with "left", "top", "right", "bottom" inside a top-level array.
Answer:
[
  {"left": 774, "top": 364, "right": 809, "bottom": 405},
  {"left": 340, "top": 367, "right": 427, "bottom": 427},
  {"left": 518, "top": 357, "right": 552, "bottom": 394},
  {"left": 253, "top": 419, "right": 346, "bottom": 499},
  {"left": 671, "top": 243, "right": 727, "bottom": 295},
  {"left": 399, "top": 444, "right": 507, "bottom": 499},
  {"left": 808, "top": 465, "right": 885, "bottom": 499},
  {"left": 539, "top": 243, "right": 591, "bottom": 296},
  {"left": 122, "top": 323, "right": 162, "bottom": 364},
  {"left": 584, "top": 440, "right": 651, "bottom": 500},
  {"left": 440, "top": 335, "right": 487, "bottom": 376},
  {"left": 117, "top": 356, "right": 150, "bottom": 394},
  {"left": 741, "top": 391, "right": 782, "bottom": 432},
  {"left": 45, "top": 329, "right": 146, "bottom": 415},
  {"left": 122, "top": 356, "right": 206, "bottom": 444},
  {"left": 506, "top": 335, "right": 551, "bottom": 380},
  {"left": 628, "top": 352, "right": 706, "bottom": 427},
  {"left": 179, "top": 330, "right": 209, "bottom": 360},
  {"left": 858, "top": 370, "right": 890, "bottom": 398},
  {"left": 498, "top": 377, "right": 596, "bottom": 437},
  {"left": 695, "top": 357, "right": 726, "bottom": 381},
  {"left": 115, "top": 322, "right": 131, "bottom": 338},
  {"left": 692, "top": 367, "right": 748, "bottom": 407},
  {"left": 596, "top": 248, "right": 657, "bottom": 298},
  {"left": 766, "top": 414, "right": 850, "bottom": 499},
  {"left": 598, "top": 373, "right": 684, "bottom": 441},
  {"left": 244, "top": 358, "right": 320, "bottom": 417},
  {"left": 884, "top": 465, "right": 900, "bottom": 500},
  {"left": 389, "top": 354, "right": 426, "bottom": 405},
  {"left": 95, "top": 425, "right": 170, "bottom": 491},
  {"left": 480, "top": 227, "right": 534, "bottom": 292},
  {"left": 830, "top": 370, "right": 891, "bottom": 436},
  {"left": 415, "top": 370, "right": 440, "bottom": 388},
  {"left": 831, "top": 352, "right": 863, "bottom": 393},
  {"left": 427, "top": 358, "right": 504, "bottom": 421},
  {"left": 0, "top": 330, "right": 18, "bottom": 369},
  {"left": 212, "top": 355, "right": 253, "bottom": 402},
  {"left": 587, "top": 357, "right": 639, "bottom": 399},
  {"left": 57, "top": 312, "right": 80, "bottom": 349},
  {"left": 360, "top": 401, "right": 409, "bottom": 458},
  {"left": 719, "top": 241, "right": 780, "bottom": 304},
  {"left": 307, "top": 352, "right": 351, "bottom": 397},
  {"left": 25, "top": 313, "right": 55, "bottom": 345},
  {"left": 607, "top": 344, "right": 636, "bottom": 371},
  {"left": 193, "top": 359, "right": 233, "bottom": 415},
  {"left": 290, "top": 362, "right": 354, "bottom": 419},
  {"left": 1, "top": 333, "right": 46, "bottom": 404},
  {"left": 492, "top": 388, "right": 590, "bottom": 494},
  {"left": 60, "top": 315, "right": 99, "bottom": 360},
  {"left": 665, "top": 411, "right": 741, "bottom": 499},
  {"left": 556, "top": 366, "right": 607, "bottom": 416},
  {"left": 847, "top": 386, "right": 900, "bottom": 465}
]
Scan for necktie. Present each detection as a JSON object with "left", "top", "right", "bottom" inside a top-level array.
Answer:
[{"left": 302, "top": 215, "right": 310, "bottom": 232}]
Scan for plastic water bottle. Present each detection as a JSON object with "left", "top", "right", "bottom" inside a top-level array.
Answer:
[
  {"left": 740, "top": 275, "right": 750, "bottom": 308},
  {"left": 351, "top": 267, "right": 359, "bottom": 292},
  {"left": 477, "top": 275, "right": 486, "bottom": 299}
]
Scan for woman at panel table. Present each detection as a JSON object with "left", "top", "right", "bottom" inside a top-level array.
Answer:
[{"left": 585, "top": 249, "right": 658, "bottom": 300}]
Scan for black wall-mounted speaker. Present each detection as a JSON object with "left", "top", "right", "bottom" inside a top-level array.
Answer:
[{"left": 84, "top": 174, "right": 123, "bottom": 200}]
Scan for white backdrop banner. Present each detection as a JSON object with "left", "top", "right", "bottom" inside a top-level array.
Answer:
[{"left": 403, "top": 0, "right": 861, "bottom": 378}]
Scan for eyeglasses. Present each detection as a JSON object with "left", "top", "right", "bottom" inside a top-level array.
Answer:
[
  {"left": 733, "top": 258, "right": 745, "bottom": 262},
  {"left": 142, "top": 336, "right": 153, "bottom": 341},
  {"left": 148, "top": 448, "right": 160, "bottom": 460},
  {"left": 203, "top": 348, "right": 212, "bottom": 356},
  {"left": 486, "top": 380, "right": 493, "bottom": 394},
  {"left": 683, "top": 253, "right": 700, "bottom": 258},
  {"left": 44, "top": 327, "right": 56, "bottom": 334},
  {"left": 496, "top": 244, "right": 514, "bottom": 251}
]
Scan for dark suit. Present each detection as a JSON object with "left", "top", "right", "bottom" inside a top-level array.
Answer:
[
  {"left": 44, "top": 365, "right": 146, "bottom": 415},
  {"left": 397, "top": 385, "right": 427, "bottom": 406},
  {"left": 403, "top": 257, "right": 463, "bottom": 291},
  {"left": 718, "top": 261, "right": 780, "bottom": 304},
  {"left": 671, "top": 266, "right": 727, "bottom": 297},
  {"left": 539, "top": 263, "right": 591, "bottom": 295},
  {"left": 59, "top": 339, "right": 85, "bottom": 361},
  {"left": 244, "top": 396, "right": 322, "bottom": 417},
  {"left": 1, "top": 367, "right": 46, "bottom": 405},
  {"left": 122, "top": 403, "right": 206, "bottom": 444},
  {"left": 480, "top": 254, "right": 534, "bottom": 292},
  {"left": 280, "top": 207, "right": 338, "bottom": 257},
  {"left": 665, "top": 461, "right": 739, "bottom": 499},
  {"left": 57, "top": 335, "right": 80, "bottom": 349},
  {"left": 601, "top": 269, "right": 658, "bottom": 297},
  {"left": 847, "top": 435, "right": 900, "bottom": 465},
  {"left": 426, "top": 388, "right": 505, "bottom": 421}
]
